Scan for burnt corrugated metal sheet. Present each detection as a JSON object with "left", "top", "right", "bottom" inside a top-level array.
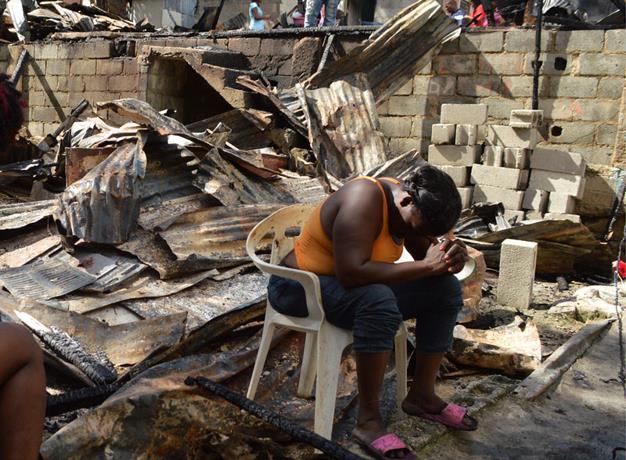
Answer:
[
  {"left": 158, "top": 204, "right": 283, "bottom": 263},
  {"left": 0, "top": 257, "right": 96, "bottom": 301},
  {"left": 363, "top": 149, "right": 428, "bottom": 181},
  {"left": 305, "top": 0, "right": 460, "bottom": 103},
  {"left": 302, "top": 74, "right": 388, "bottom": 179},
  {"left": 195, "top": 148, "right": 325, "bottom": 205},
  {"left": 55, "top": 141, "right": 147, "bottom": 245},
  {"left": 0, "top": 199, "right": 57, "bottom": 230}
]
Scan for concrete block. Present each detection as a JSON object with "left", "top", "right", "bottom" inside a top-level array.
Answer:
[
  {"left": 478, "top": 53, "right": 524, "bottom": 75},
  {"left": 575, "top": 99, "right": 620, "bottom": 122},
  {"left": 460, "top": 32, "right": 504, "bottom": 53},
  {"left": 473, "top": 184, "right": 525, "bottom": 210},
  {"left": 457, "top": 75, "right": 501, "bottom": 97},
  {"left": 482, "top": 97, "right": 525, "bottom": 120},
  {"left": 457, "top": 186, "right": 473, "bottom": 209},
  {"left": 509, "top": 109, "right": 543, "bottom": 129},
  {"left": 549, "top": 77, "right": 598, "bottom": 98},
  {"left": 96, "top": 59, "right": 124, "bottom": 75},
  {"left": 388, "top": 95, "right": 428, "bottom": 116},
  {"left": 605, "top": 29, "right": 625, "bottom": 53},
  {"left": 486, "top": 125, "right": 539, "bottom": 149},
  {"left": 503, "top": 148, "right": 530, "bottom": 169},
  {"left": 440, "top": 103, "right": 488, "bottom": 125},
  {"left": 504, "top": 209, "right": 526, "bottom": 222},
  {"left": 547, "top": 193, "right": 575, "bottom": 214},
  {"left": 579, "top": 53, "right": 625, "bottom": 76},
  {"left": 455, "top": 124, "right": 478, "bottom": 146},
  {"left": 413, "top": 76, "right": 456, "bottom": 96},
  {"left": 470, "top": 164, "right": 529, "bottom": 190},
  {"left": 530, "top": 147, "right": 586, "bottom": 176},
  {"left": 435, "top": 54, "right": 477, "bottom": 75},
  {"left": 70, "top": 60, "right": 96, "bottom": 75},
  {"left": 525, "top": 211, "right": 544, "bottom": 221},
  {"left": 379, "top": 117, "right": 412, "bottom": 138},
  {"left": 597, "top": 125, "right": 618, "bottom": 146},
  {"left": 436, "top": 165, "right": 469, "bottom": 187},
  {"left": 548, "top": 122, "right": 595, "bottom": 144},
  {"left": 598, "top": 78, "right": 625, "bottom": 99},
  {"left": 428, "top": 145, "right": 481, "bottom": 166},
  {"left": 431, "top": 123, "right": 456, "bottom": 144},
  {"left": 506, "top": 30, "right": 553, "bottom": 52},
  {"left": 528, "top": 170, "right": 585, "bottom": 199},
  {"left": 497, "top": 239, "right": 538, "bottom": 309},
  {"left": 522, "top": 189, "right": 549, "bottom": 211},
  {"left": 544, "top": 213, "right": 581, "bottom": 223},
  {"left": 483, "top": 146, "right": 503, "bottom": 167},
  {"left": 555, "top": 30, "right": 604, "bottom": 51}
]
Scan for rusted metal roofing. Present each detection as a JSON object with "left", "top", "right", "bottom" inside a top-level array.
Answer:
[
  {"left": 305, "top": 0, "right": 460, "bottom": 103},
  {"left": 55, "top": 141, "right": 147, "bottom": 245},
  {"left": 157, "top": 204, "right": 283, "bottom": 264},
  {"left": 301, "top": 74, "right": 388, "bottom": 179},
  {"left": 0, "top": 199, "right": 57, "bottom": 230}
]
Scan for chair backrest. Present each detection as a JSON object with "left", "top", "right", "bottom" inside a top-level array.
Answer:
[{"left": 246, "top": 203, "right": 325, "bottom": 322}]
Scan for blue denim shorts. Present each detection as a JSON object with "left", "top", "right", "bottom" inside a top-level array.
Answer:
[{"left": 267, "top": 274, "right": 463, "bottom": 353}]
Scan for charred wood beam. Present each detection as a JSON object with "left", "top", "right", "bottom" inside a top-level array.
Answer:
[
  {"left": 185, "top": 377, "right": 366, "bottom": 460},
  {"left": 46, "top": 383, "right": 122, "bottom": 417}
]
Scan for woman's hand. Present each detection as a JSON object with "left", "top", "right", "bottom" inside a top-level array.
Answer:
[
  {"left": 423, "top": 241, "right": 449, "bottom": 276},
  {"left": 439, "top": 238, "right": 468, "bottom": 274}
]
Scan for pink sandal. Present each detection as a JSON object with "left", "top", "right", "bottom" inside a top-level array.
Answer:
[
  {"left": 413, "top": 402, "right": 478, "bottom": 431},
  {"left": 355, "top": 433, "right": 417, "bottom": 460}
]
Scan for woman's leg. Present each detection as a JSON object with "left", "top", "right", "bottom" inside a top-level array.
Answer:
[
  {"left": 392, "top": 275, "right": 477, "bottom": 428},
  {"left": 0, "top": 323, "right": 46, "bottom": 460},
  {"left": 322, "top": 0, "right": 341, "bottom": 25}
]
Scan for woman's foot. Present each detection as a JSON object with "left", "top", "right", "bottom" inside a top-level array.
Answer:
[
  {"left": 402, "top": 394, "right": 478, "bottom": 430},
  {"left": 352, "top": 419, "right": 413, "bottom": 459}
]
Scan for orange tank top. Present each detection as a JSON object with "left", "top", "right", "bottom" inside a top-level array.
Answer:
[{"left": 294, "top": 176, "right": 404, "bottom": 276}]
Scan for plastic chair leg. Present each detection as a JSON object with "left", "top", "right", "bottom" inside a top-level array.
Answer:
[
  {"left": 313, "top": 324, "right": 351, "bottom": 440},
  {"left": 246, "top": 321, "right": 276, "bottom": 400},
  {"left": 394, "top": 325, "right": 408, "bottom": 406},
  {"left": 297, "top": 331, "right": 318, "bottom": 398}
]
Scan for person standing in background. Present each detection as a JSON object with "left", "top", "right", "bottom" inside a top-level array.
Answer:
[
  {"left": 443, "top": 0, "right": 467, "bottom": 26},
  {"left": 304, "top": 0, "right": 341, "bottom": 26},
  {"left": 249, "top": 0, "right": 271, "bottom": 30}
]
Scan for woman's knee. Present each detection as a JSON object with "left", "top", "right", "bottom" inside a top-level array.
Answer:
[
  {"left": 352, "top": 284, "right": 403, "bottom": 352},
  {"left": 0, "top": 324, "right": 42, "bottom": 366}
]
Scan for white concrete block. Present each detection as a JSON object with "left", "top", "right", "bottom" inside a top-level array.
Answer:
[
  {"left": 544, "top": 213, "right": 581, "bottom": 223},
  {"left": 428, "top": 145, "right": 482, "bottom": 166},
  {"left": 525, "top": 211, "right": 545, "bottom": 221},
  {"left": 504, "top": 209, "right": 526, "bottom": 222},
  {"left": 497, "top": 239, "right": 538, "bottom": 309},
  {"left": 530, "top": 147, "right": 586, "bottom": 176},
  {"left": 431, "top": 123, "right": 456, "bottom": 144},
  {"left": 528, "top": 170, "right": 585, "bottom": 199},
  {"left": 486, "top": 125, "right": 539, "bottom": 149},
  {"left": 547, "top": 193, "right": 576, "bottom": 214},
  {"left": 510, "top": 109, "right": 544, "bottom": 128},
  {"left": 457, "top": 186, "right": 473, "bottom": 209},
  {"left": 470, "top": 164, "right": 529, "bottom": 190},
  {"left": 483, "top": 146, "right": 503, "bottom": 167},
  {"left": 522, "top": 189, "right": 549, "bottom": 211},
  {"left": 503, "top": 148, "right": 530, "bottom": 169},
  {"left": 436, "top": 165, "right": 469, "bottom": 187},
  {"left": 441, "top": 103, "right": 488, "bottom": 125},
  {"left": 472, "top": 184, "right": 525, "bottom": 210},
  {"left": 455, "top": 124, "right": 478, "bottom": 146}
]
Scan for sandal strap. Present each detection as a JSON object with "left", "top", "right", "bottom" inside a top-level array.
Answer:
[
  {"left": 370, "top": 433, "right": 409, "bottom": 455},
  {"left": 441, "top": 403, "right": 468, "bottom": 425}
]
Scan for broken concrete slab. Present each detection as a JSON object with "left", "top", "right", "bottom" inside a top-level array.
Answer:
[
  {"left": 530, "top": 147, "right": 586, "bottom": 176},
  {"left": 528, "top": 169, "right": 585, "bottom": 199},
  {"left": 515, "top": 319, "right": 613, "bottom": 399},
  {"left": 486, "top": 125, "right": 539, "bottom": 149},
  {"left": 450, "top": 316, "right": 542, "bottom": 376},
  {"left": 440, "top": 103, "right": 487, "bottom": 125}
]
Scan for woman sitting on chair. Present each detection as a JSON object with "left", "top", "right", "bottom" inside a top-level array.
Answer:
[{"left": 268, "top": 165, "right": 477, "bottom": 460}]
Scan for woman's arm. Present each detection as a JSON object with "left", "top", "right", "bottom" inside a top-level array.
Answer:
[{"left": 332, "top": 181, "right": 457, "bottom": 288}]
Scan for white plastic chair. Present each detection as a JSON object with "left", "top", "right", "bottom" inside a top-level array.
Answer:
[{"left": 246, "top": 203, "right": 408, "bottom": 440}]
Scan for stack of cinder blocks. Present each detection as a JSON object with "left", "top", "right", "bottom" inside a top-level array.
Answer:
[
  {"left": 471, "top": 109, "right": 541, "bottom": 220},
  {"left": 428, "top": 104, "right": 487, "bottom": 208},
  {"left": 523, "top": 147, "right": 586, "bottom": 223}
]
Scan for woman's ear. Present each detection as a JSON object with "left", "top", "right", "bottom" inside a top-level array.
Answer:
[{"left": 399, "top": 193, "right": 413, "bottom": 208}]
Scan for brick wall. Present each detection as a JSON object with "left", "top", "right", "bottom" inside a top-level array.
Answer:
[
  {"left": 0, "top": 28, "right": 623, "bottom": 215},
  {"left": 378, "top": 29, "right": 625, "bottom": 168}
]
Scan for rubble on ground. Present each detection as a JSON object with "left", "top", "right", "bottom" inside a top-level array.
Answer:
[{"left": 0, "top": 1, "right": 622, "bottom": 457}]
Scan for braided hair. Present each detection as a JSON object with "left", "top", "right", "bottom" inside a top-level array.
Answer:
[
  {"left": 0, "top": 74, "right": 25, "bottom": 153},
  {"left": 404, "top": 165, "right": 462, "bottom": 236}
]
